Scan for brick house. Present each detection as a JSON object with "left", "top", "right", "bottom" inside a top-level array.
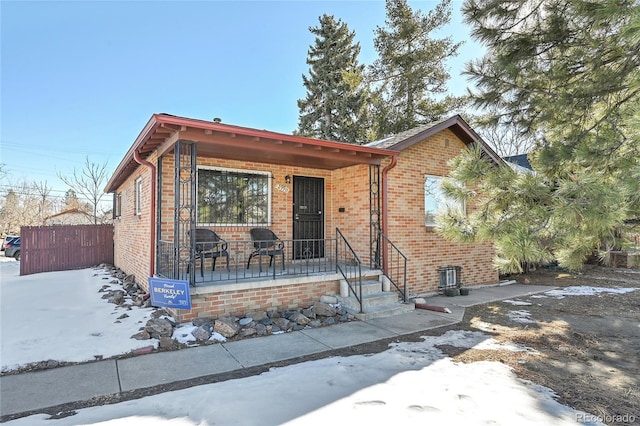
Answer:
[{"left": 105, "top": 113, "right": 501, "bottom": 322}]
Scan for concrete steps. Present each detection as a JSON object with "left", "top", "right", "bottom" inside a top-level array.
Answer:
[{"left": 337, "top": 277, "right": 414, "bottom": 321}]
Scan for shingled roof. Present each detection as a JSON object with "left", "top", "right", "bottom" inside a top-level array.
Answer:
[{"left": 366, "top": 115, "right": 502, "bottom": 164}]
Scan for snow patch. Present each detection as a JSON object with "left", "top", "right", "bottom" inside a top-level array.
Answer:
[
  {"left": 508, "top": 310, "right": 535, "bottom": 324},
  {"left": 545, "top": 286, "right": 638, "bottom": 298},
  {"left": 503, "top": 299, "right": 533, "bottom": 306}
]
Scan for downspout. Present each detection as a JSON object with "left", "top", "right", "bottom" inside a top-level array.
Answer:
[
  {"left": 133, "top": 150, "right": 157, "bottom": 277},
  {"left": 380, "top": 155, "right": 398, "bottom": 271}
]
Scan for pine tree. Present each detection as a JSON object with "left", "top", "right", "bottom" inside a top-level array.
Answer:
[
  {"left": 369, "top": 0, "right": 463, "bottom": 138},
  {"left": 297, "top": 14, "right": 369, "bottom": 144},
  {"left": 439, "top": 0, "right": 640, "bottom": 272}
]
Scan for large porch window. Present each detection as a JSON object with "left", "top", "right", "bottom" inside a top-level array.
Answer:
[{"left": 197, "top": 167, "right": 271, "bottom": 226}]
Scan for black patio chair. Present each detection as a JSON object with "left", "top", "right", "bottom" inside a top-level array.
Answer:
[
  {"left": 247, "top": 228, "right": 285, "bottom": 272},
  {"left": 190, "top": 228, "right": 229, "bottom": 277}
]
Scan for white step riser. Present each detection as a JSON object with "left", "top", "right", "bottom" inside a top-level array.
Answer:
[
  {"left": 339, "top": 292, "right": 402, "bottom": 311},
  {"left": 344, "top": 281, "right": 383, "bottom": 297},
  {"left": 352, "top": 303, "right": 415, "bottom": 321}
]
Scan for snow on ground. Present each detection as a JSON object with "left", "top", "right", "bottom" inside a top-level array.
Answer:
[
  {"left": 544, "top": 285, "right": 638, "bottom": 298},
  {"left": 6, "top": 330, "right": 599, "bottom": 426},
  {"left": 507, "top": 310, "right": 536, "bottom": 324},
  {"left": 503, "top": 299, "right": 533, "bottom": 306},
  {"left": 1, "top": 258, "right": 604, "bottom": 425},
  {"left": 0, "top": 257, "right": 158, "bottom": 372}
]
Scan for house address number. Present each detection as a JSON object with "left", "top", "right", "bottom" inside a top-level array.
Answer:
[{"left": 275, "top": 184, "right": 290, "bottom": 193}]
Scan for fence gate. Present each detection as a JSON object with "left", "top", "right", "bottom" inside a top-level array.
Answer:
[{"left": 19, "top": 224, "right": 114, "bottom": 276}]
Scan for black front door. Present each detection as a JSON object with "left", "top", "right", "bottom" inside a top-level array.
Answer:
[{"left": 293, "top": 176, "right": 324, "bottom": 259}]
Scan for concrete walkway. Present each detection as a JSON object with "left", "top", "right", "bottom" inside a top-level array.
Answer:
[{"left": 0, "top": 284, "right": 553, "bottom": 418}]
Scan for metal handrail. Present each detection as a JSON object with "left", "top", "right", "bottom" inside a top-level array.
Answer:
[
  {"left": 374, "top": 230, "right": 407, "bottom": 302},
  {"left": 335, "top": 227, "right": 363, "bottom": 313}
]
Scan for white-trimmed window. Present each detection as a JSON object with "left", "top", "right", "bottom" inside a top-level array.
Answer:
[
  {"left": 135, "top": 177, "right": 142, "bottom": 216},
  {"left": 112, "top": 193, "right": 122, "bottom": 219},
  {"left": 197, "top": 166, "right": 271, "bottom": 226},
  {"left": 424, "top": 175, "right": 465, "bottom": 227}
]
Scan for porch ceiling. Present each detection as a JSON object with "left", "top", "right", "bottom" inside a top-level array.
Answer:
[{"left": 105, "top": 113, "right": 396, "bottom": 192}]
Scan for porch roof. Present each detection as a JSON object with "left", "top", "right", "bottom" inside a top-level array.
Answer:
[{"left": 105, "top": 113, "right": 397, "bottom": 193}]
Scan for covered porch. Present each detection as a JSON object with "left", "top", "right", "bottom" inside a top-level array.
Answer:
[{"left": 134, "top": 115, "right": 406, "bottom": 304}]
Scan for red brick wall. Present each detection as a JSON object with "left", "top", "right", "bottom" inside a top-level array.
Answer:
[
  {"left": 331, "top": 164, "right": 372, "bottom": 261},
  {"left": 112, "top": 154, "right": 155, "bottom": 292},
  {"left": 384, "top": 129, "right": 497, "bottom": 296},
  {"left": 174, "top": 279, "right": 341, "bottom": 322}
]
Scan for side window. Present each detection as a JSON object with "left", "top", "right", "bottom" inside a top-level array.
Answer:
[
  {"left": 424, "top": 175, "right": 465, "bottom": 227},
  {"left": 117, "top": 193, "right": 122, "bottom": 218},
  {"left": 112, "top": 193, "right": 122, "bottom": 219},
  {"left": 135, "top": 178, "right": 142, "bottom": 216}
]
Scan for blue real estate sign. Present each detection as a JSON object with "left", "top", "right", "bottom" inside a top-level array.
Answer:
[{"left": 148, "top": 277, "right": 191, "bottom": 310}]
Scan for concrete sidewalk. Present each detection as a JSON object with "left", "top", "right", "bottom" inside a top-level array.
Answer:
[{"left": 0, "top": 284, "right": 553, "bottom": 418}]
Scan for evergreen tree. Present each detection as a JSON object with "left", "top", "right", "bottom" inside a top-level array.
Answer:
[
  {"left": 439, "top": 0, "right": 640, "bottom": 272},
  {"left": 369, "top": 0, "right": 463, "bottom": 138},
  {"left": 297, "top": 14, "right": 369, "bottom": 144}
]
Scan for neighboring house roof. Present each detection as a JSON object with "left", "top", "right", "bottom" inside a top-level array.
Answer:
[
  {"left": 105, "top": 113, "right": 398, "bottom": 193},
  {"left": 44, "top": 208, "right": 94, "bottom": 225},
  {"left": 366, "top": 115, "right": 503, "bottom": 164},
  {"left": 503, "top": 154, "right": 533, "bottom": 170}
]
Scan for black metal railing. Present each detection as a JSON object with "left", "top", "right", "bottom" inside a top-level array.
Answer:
[
  {"left": 336, "top": 227, "right": 363, "bottom": 313},
  {"left": 157, "top": 237, "right": 338, "bottom": 285},
  {"left": 373, "top": 230, "right": 407, "bottom": 302},
  {"left": 157, "top": 240, "right": 176, "bottom": 279}
]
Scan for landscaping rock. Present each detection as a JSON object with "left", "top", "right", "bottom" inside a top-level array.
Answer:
[
  {"left": 272, "top": 317, "right": 291, "bottom": 331},
  {"left": 240, "top": 327, "right": 257, "bottom": 337},
  {"left": 320, "top": 295, "right": 338, "bottom": 304},
  {"left": 159, "top": 336, "right": 178, "bottom": 350},
  {"left": 214, "top": 317, "right": 240, "bottom": 338},
  {"left": 302, "top": 308, "right": 316, "bottom": 319},
  {"left": 151, "top": 309, "right": 173, "bottom": 319},
  {"left": 322, "top": 317, "right": 336, "bottom": 326},
  {"left": 107, "top": 290, "right": 125, "bottom": 305},
  {"left": 191, "top": 326, "right": 212, "bottom": 341},
  {"left": 313, "top": 301, "right": 337, "bottom": 317},
  {"left": 267, "top": 309, "right": 281, "bottom": 319},
  {"left": 289, "top": 312, "right": 311, "bottom": 325},
  {"left": 131, "top": 331, "right": 151, "bottom": 340},
  {"left": 192, "top": 318, "right": 213, "bottom": 329},
  {"left": 260, "top": 317, "right": 273, "bottom": 326},
  {"left": 309, "top": 319, "right": 322, "bottom": 328},
  {"left": 144, "top": 318, "right": 174, "bottom": 339}
]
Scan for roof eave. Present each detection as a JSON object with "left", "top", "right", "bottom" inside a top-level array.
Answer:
[
  {"left": 104, "top": 114, "right": 398, "bottom": 193},
  {"left": 386, "top": 115, "right": 504, "bottom": 166}
]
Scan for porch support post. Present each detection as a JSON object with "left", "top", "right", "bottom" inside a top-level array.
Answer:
[
  {"left": 369, "top": 164, "right": 381, "bottom": 269},
  {"left": 174, "top": 140, "right": 197, "bottom": 285}
]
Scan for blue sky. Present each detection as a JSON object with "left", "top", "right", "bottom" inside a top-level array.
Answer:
[{"left": 1, "top": 0, "right": 482, "bottom": 202}]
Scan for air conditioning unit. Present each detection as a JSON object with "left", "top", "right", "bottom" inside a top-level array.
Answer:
[{"left": 438, "top": 266, "right": 462, "bottom": 293}]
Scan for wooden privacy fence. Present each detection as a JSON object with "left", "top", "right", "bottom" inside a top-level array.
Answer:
[{"left": 20, "top": 224, "right": 114, "bottom": 276}]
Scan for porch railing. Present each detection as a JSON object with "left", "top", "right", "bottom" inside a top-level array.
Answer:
[
  {"left": 373, "top": 230, "right": 407, "bottom": 302},
  {"left": 158, "top": 237, "right": 338, "bottom": 284},
  {"left": 336, "top": 227, "right": 363, "bottom": 313}
]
